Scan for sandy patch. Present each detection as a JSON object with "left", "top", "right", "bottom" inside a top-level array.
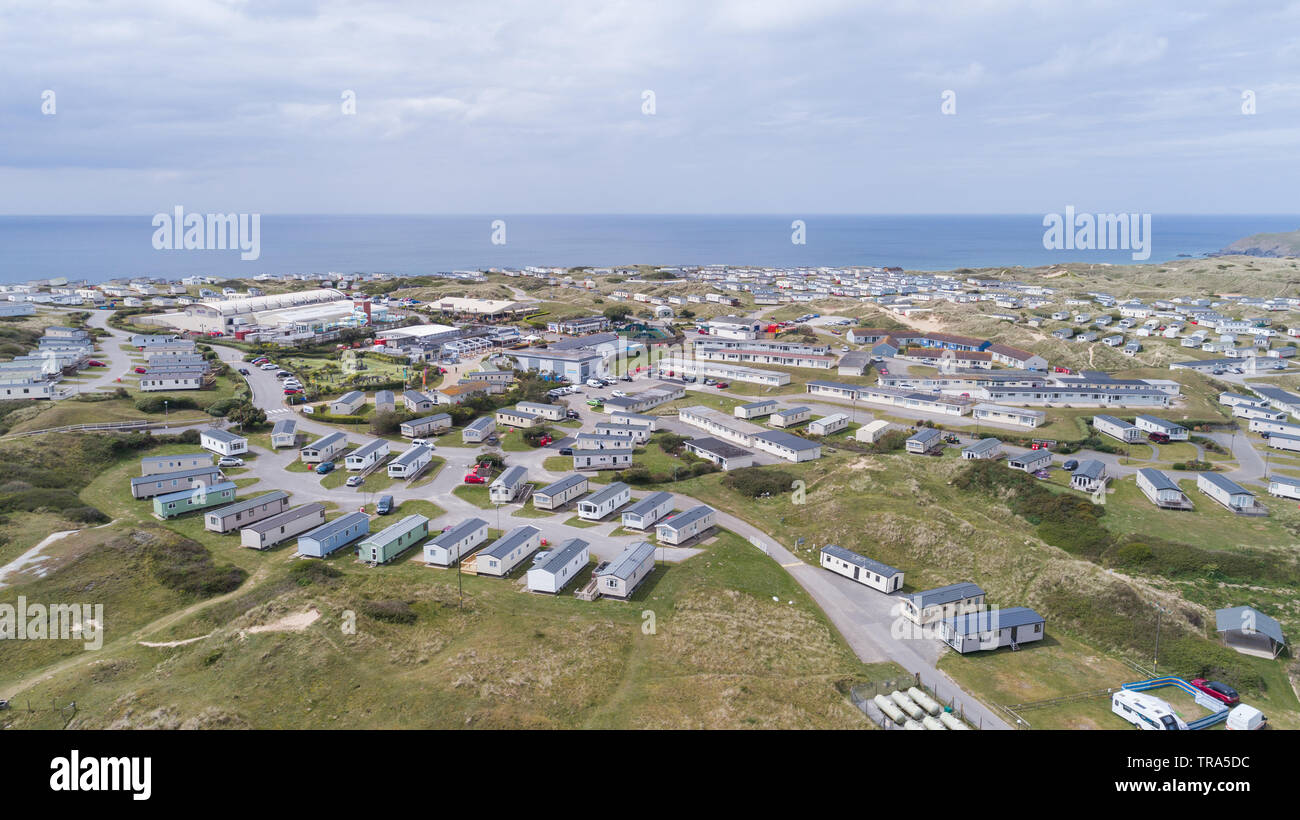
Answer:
[
  {"left": 243, "top": 607, "right": 321, "bottom": 635},
  {"left": 140, "top": 633, "right": 213, "bottom": 648}
]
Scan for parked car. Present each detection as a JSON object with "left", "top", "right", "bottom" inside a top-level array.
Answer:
[
  {"left": 87, "top": 360, "right": 105, "bottom": 367},
  {"left": 260, "top": 363, "right": 278, "bottom": 370},
  {"left": 410, "top": 438, "right": 434, "bottom": 447},
  {"left": 1190, "top": 679, "right": 1240, "bottom": 705},
  {"left": 345, "top": 475, "right": 365, "bottom": 488},
  {"left": 620, "top": 375, "right": 633, "bottom": 382},
  {"left": 1148, "top": 432, "right": 1170, "bottom": 444},
  {"left": 238, "top": 368, "right": 250, "bottom": 376},
  {"left": 133, "top": 366, "right": 146, "bottom": 374},
  {"left": 315, "top": 461, "right": 335, "bottom": 475},
  {"left": 559, "top": 447, "right": 573, "bottom": 456},
  {"left": 611, "top": 390, "right": 627, "bottom": 398},
  {"left": 586, "top": 378, "right": 604, "bottom": 387},
  {"left": 565, "top": 410, "right": 581, "bottom": 420},
  {"left": 715, "top": 381, "right": 730, "bottom": 389},
  {"left": 463, "top": 472, "right": 486, "bottom": 484},
  {"left": 1033, "top": 469, "right": 1052, "bottom": 479},
  {"left": 283, "top": 389, "right": 301, "bottom": 395},
  {"left": 1062, "top": 459, "right": 1079, "bottom": 471},
  {"left": 275, "top": 371, "right": 291, "bottom": 379},
  {"left": 376, "top": 495, "right": 394, "bottom": 515},
  {"left": 218, "top": 457, "right": 244, "bottom": 468},
  {"left": 251, "top": 357, "right": 269, "bottom": 365}
]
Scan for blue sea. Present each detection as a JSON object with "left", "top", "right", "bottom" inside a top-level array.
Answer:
[{"left": 1, "top": 214, "right": 1297, "bottom": 284}]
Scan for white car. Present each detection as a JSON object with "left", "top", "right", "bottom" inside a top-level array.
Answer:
[
  {"left": 259, "top": 363, "right": 278, "bottom": 371},
  {"left": 611, "top": 390, "right": 627, "bottom": 398},
  {"left": 218, "top": 457, "right": 244, "bottom": 467},
  {"left": 586, "top": 378, "right": 604, "bottom": 387},
  {"left": 410, "top": 438, "right": 432, "bottom": 447}
]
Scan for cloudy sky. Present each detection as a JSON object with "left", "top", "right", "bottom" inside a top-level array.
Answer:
[{"left": 3, "top": 0, "right": 1300, "bottom": 215}]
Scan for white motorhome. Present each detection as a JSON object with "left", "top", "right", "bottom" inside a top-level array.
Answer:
[{"left": 1111, "top": 690, "right": 1189, "bottom": 730}]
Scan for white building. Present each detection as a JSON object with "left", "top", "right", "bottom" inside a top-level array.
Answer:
[
  {"left": 474, "top": 525, "right": 541, "bottom": 577},
  {"left": 423, "top": 518, "right": 490, "bottom": 566},
  {"left": 620, "top": 492, "right": 674, "bottom": 530},
  {"left": 387, "top": 444, "right": 433, "bottom": 479},
  {"left": 489, "top": 465, "right": 529, "bottom": 503},
  {"left": 654, "top": 505, "right": 716, "bottom": 545},
  {"left": 577, "top": 482, "right": 632, "bottom": 520},
  {"left": 344, "top": 439, "right": 390, "bottom": 471},
  {"left": 527, "top": 538, "right": 591, "bottom": 594},
  {"left": 200, "top": 428, "right": 248, "bottom": 457},
  {"left": 819, "top": 544, "right": 903, "bottom": 593}
]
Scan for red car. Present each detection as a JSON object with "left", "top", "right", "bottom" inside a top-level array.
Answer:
[
  {"left": 1190, "top": 679, "right": 1239, "bottom": 705},
  {"left": 133, "top": 366, "right": 146, "bottom": 374},
  {"left": 283, "top": 388, "right": 301, "bottom": 395},
  {"left": 86, "top": 360, "right": 105, "bottom": 367},
  {"left": 463, "top": 473, "right": 486, "bottom": 484},
  {"left": 715, "top": 381, "right": 730, "bottom": 389}
]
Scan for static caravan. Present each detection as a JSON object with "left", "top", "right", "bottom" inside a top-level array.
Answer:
[
  {"left": 297, "top": 512, "right": 371, "bottom": 558},
  {"left": 270, "top": 419, "right": 298, "bottom": 448},
  {"left": 495, "top": 407, "right": 540, "bottom": 429},
  {"left": 300, "top": 432, "right": 348, "bottom": 464},
  {"left": 473, "top": 525, "right": 542, "bottom": 577},
  {"left": 808, "top": 413, "right": 849, "bottom": 436},
  {"left": 1267, "top": 474, "right": 1300, "bottom": 500},
  {"left": 1136, "top": 467, "right": 1193, "bottom": 510},
  {"left": 939, "top": 607, "right": 1046, "bottom": 654},
  {"left": 140, "top": 452, "right": 211, "bottom": 476},
  {"left": 423, "top": 517, "right": 490, "bottom": 566},
  {"left": 461, "top": 416, "right": 496, "bottom": 443},
  {"left": 1234, "top": 405, "right": 1287, "bottom": 422},
  {"left": 357, "top": 514, "right": 429, "bottom": 564},
  {"left": 855, "top": 419, "right": 891, "bottom": 444},
  {"left": 609, "top": 411, "right": 657, "bottom": 432},
  {"left": 374, "top": 390, "right": 396, "bottom": 414},
  {"left": 819, "top": 544, "right": 903, "bottom": 593},
  {"left": 1134, "top": 414, "right": 1189, "bottom": 441},
  {"left": 682, "top": 437, "right": 754, "bottom": 471},
  {"left": 527, "top": 538, "right": 591, "bottom": 594},
  {"left": 204, "top": 490, "right": 291, "bottom": 533},
  {"left": 654, "top": 505, "right": 717, "bottom": 545},
  {"left": 620, "top": 492, "right": 674, "bottom": 530},
  {"left": 905, "top": 428, "right": 944, "bottom": 454},
  {"left": 573, "top": 447, "right": 634, "bottom": 471},
  {"left": 1070, "top": 460, "right": 1108, "bottom": 492},
  {"left": 153, "top": 481, "right": 237, "bottom": 519},
  {"left": 240, "top": 503, "right": 327, "bottom": 550},
  {"left": 577, "top": 482, "right": 632, "bottom": 520},
  {"left": 345, "top": 438, "right": 391, "bottom": 471},
  {"left": 751, "top": 430, "right": 822, "bottom": 463},
  {"left": 1007, "top": 449, "right": 1052, "bottom": 472},
  {"left": 516, "top": 401, "right": 565, "bottom": 421},
  {"left": 900, "top": 583, "right": 986, "bottom": 625},
  {"left": 532, "top": 474, "right": 589, "bottom": 510},
  {"left": 735, "top": 399, "right": 778, "bottom": 419},
  {"left": 1093, "top": 414, "right": 1143, "bottom": 443},
  {"left": 403, "top": 390, "right": 435, "bottom": 413},
  {"left": 961, "top": 438, "right": 1002, "bottom": 460},
  {"left": 593, "top": 423, "right": 648, "bottom": 444},
  {"left": 200, "top": 428, "right": 248, "bottom": 457},
  {"left": 388, "top": 444, "right": 433, "bottom": 479},
  {"left": 130, "top": 466, "right": 224, "bottom": 499},
  {"left": 329, "top": 390, "right": 366, "bottom": 415},
  {"left": 489, "top": 465, "right": 529, "bottom": 503},
  {"left": 769, "top": 406, "right": 811, "bottom": 428},
  {"left": 1197, "top": 472, "right": 1261, "bottom": 513},
  {"left": 593, "top": 541, "right": 656, "bottom": 599},
  {"left": 400, "top": 413, "right": 452, "bottom": 439}
]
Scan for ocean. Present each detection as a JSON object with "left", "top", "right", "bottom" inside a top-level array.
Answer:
[{"left": 1, "top": 214, "right": 1297, "bottom": 284}]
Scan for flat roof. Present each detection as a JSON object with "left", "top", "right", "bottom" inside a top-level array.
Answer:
[{"left": 686, "top": 437, "right": 753, "bottom": 459}]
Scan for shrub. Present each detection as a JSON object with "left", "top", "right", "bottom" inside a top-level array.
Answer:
[
  {"left": 360, "top": 599, "right": 417, "bottom": 624},
  {"left": 723, "top": 466, "right": 797, "bottom": 498}
]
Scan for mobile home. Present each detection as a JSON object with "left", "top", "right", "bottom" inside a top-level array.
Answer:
[
  {"left": 577, "top": 482, "right": 632, "bottom": 520},
  {"left": 532, "top": 474, "right": 589, "bottom": 510},
  {"left": 130, "top": 466, "right": 224, "bottom": 499},
  {"left": 204, "top": 490, "right": 290, "bottom": 533},
  {"left": 387, "top": 444, "right": 433, "bottom": 479},
  {"left": 297, "top": 512, "right": 371, "bottom": 558},
  {"left": 423, "top": 517, "right": 490, "bottom": 566},
  {"left": 939, "top": 607, "right": 1046, "bottom": 654},
  {"left": 620, "top": 492, "right": 674, "bottom": 530},
  {"left": 654, "top": 505, "right": 717, "bottom": 545},
  {"left": 300, "top": 432, "right": 348, "bottom": 464},
  {"left": 593, "top": 541, "right": 656, "bottom": 599},
  {"left": 357, "top": 514, "right": 429, "bottom": 564},
  {"left": 473, "top": 525, "right": 542, "bottom": 577},
  {"left": 527, "top": 538, "right": 591, "bottom": 594},
  {"left": 400, "top": 413, "right": 452, "bottom": 439},
  {"left": 153, "top": 481, "right": 237, "bottom": 519},
  {"left": 345, "top": 439, "right": 391, "bottom": 471},
  {"left": 819, "top": 544, "right": 903, "bottom": 593},
  {"left": 200, "top": 428, "right": 248, "bottom": 457},
  {"left": 140, "top": 452, "right": 211, "bottom": 476},
  {"left": 489, "top": 465, "right": 529, "bottom": 503},
  {"left": 240, "top": 503, "right": 327, "bottom": 550}
]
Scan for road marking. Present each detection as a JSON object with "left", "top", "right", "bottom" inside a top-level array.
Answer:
[{"left": 781, "top": 561, "right": 803, "bottom": 568}]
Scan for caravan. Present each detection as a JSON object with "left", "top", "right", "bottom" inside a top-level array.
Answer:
[{"left": 1111, "top": 690, "right": 1189, "bottom": 730}]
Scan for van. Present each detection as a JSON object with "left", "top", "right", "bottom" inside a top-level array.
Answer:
[{"left": 376, "top": 495, "right": 394, "bottom": 515}]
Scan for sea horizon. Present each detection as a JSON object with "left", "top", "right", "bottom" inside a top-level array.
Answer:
[{"left": 3, "top": 213, "right": 1298, "bottom": 285}]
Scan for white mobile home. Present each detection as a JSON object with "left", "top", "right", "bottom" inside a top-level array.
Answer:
[
  {"left": 527, "top": 538, "right": 590, "bottom": 594},
  {"left": 577, "top": 482, "right": 632, "bottom": 520},
  {"left": 654, "top": 505, "right": 717, "bottom": 545},
  {"left": 240, "top": 503, "right": 327, "bottom": 550},
  {"left": 735, "top": 399, "right": 778, "bottom": 419},
  {"left": 620, "top": 492, "right": 674, "bottom": 530},
  {"left": 532, "top": 474, "right": 589, "bottom": 510},
  {"left": 905, "top": 428, "right": 943, "bottom": 454},
  {"left": 300, "top": 432, "right": 348, "bottom": 464},
  {"left": 939, "top": 607, "right": 1046, "bottom": 654},
  {"left": 751, "top": 430, "right": 822, "bottom": 462},
  {"left": 1093, "top": 414, "right": 1143, "bottom": 443},
  {"left": 329, "top": 390, "right": 365, "bottom": 415},
  {"left": 1135, "top": 415, "right": 1189, "bottom": 441},
  {"left": 140, "top": 452, "right": 211, "bottom": 476},
  {"left": 1197, "top": 472, "right": 1264, "bottom": 514},
  {"left": 400, "top": 413, "right": 452, "bottom": 439},
  {"left": 387, "top": 444, "right": 433, "bottom": 479},
  {"left": 682, "top": 437, "right": 755, "bottom": 471},
  {"left": 961, "top": 438, "right": 1002, "bottom": 460},
  {"left": 808, "top": 413, "right": 849, "bottom": 436},
  {"left": 819, "top": 544, "right": 903, "bottom": 593},
  {"left": 200, "top": 428, "right": 248, "bottom": 457},
  {"left": 573, "top": 446, "right": 634, "bottom": 471},
  {"left": 515, "top": 401, "right": 565, "bottom": 421},
  {"left": 1136, "top": 468, "right": 1193, "bottom": 510},
  {"left": 593, "top": 540, "right": 656, "bottom": 599},
  {"left": 769, "top": 406, "right": 811, "bottom": 428},
  {"left": 855, "top": 419, "right": 891, "bottom": 444},
  {"left": 473, "top": 525, "right": 542, "bottom": 577},
  {"left": 1007, "top": 449, "right": 1053, "bottom": 473},
  {"left": 204, "top": 490, "right": 291, "bottom": 533},
  {"left": 461, "top": 416, "right": 496, "bottom": 443},
  {"left": 900, "top": 583, "right": 986, "bottom": 625},
  {"left": 270, "top": 419, "right": 298, "bottom": 448},
  {"left": 489, "top": 465, "right": 529, "bottom": 503},
  {"left": 345, "top": 438, "right": 390, "bottom": 471},
  {"left": 423, "top": 517, "right": 490, "bottom": 566},
  {"left": 129, "top": 466, "right": 225, "bottom": 499},
  {"left": 1267, "top": 474, "right": 1300, "bottom": 500},
  {"left": 1070, "top": 460, "right": 1108, "bottom": 492}
]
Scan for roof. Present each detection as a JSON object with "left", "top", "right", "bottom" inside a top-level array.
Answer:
[
  {"left": 464, "top": 416, "right": 495, "bottom": 432},
  {"left": 535, "top": 473, "right": 588, "bottom": 497},
  {"left": 944, "top": 606, "right": 1045, "bottom": 636},
  {"left": 201, "top": 428, "right": 245, "bottom": 444},
  {"left": 272, "top": 418, "right": 296, "bottom": 436},
  {"left": 349, "top": 439, "right": 388, "bottom": 459},
  {"left": 907, "top": 582, "right": 985, "bottom": 609},
  {"left": 130, "top": 465, "right": 221, "bottom": 487},
  {"left": 585, "top": 482, "right": 631, "bottom": 505},
  {"left": 207, "top": 491, "right": 288, "bottom": 518},
  {"left": 492, "top": 465, "right": 528, "bottom": 487},
  {"left": 404, "top": 413, "right": 451, "bottom": 427},
  {"left": 481, "top": 525, "right": 540, "bottom": 558},
  {"left": 304, "top": 431, "right": 347, "bottom": 451},
  {"left": 430, "top": 517, "right": 488, "bottom": 546},
  {"left": 657, "top": 504, "right": 715, "bottom": 531},
  {"left": 1215, "top": 605, "right": 1286, "bottom": 645},
  {"left": 362, "top": 514, "right": 428, "bottom": 545},
  {"left": 1199, "top": 471, "right": 1253, "bottom": 497},
  {"left": 333, "top": 390, "right": 363, "bottom": 403},
  {"left": 1137, "top": 467, "right": 1180, "bottom": 492},
  {"left": 753, "top": 430, "right": 821, "bottom": 451},
  {"left": 963, "top": 438, "right": 1001, "bottom": 454},
  {"left": 773, "top": 406, "right": 810, "bottom": 417},
  {"left": 141, "top": 452, "right": 209, "bottom": 465},
  {"left": 595, "top": 540, "right": 656, "bottom": 580},
  {"left": 1073, "top": 459, "right": 1106, "bottom": 480},
  {"left": 1093, "top": 414, "right": 1136, "bottom": 428},
  {"left": 907, "top": 428, "right": 942, "bottom": 443},
  {"left": 686, "top": 437, "right": 753, "bottom": 459},
  {"left": 532, "top": 538, "right": 590, "bottom": 573},
  {"left": 624, "top": 492, "right": 673, "bottom": 517},
  {"left": 403, "top": 389, "right": 432, "bottom": 402},
  {"left": 1136, "top": 414, "right": 1185, "bottom": 431},
  {"left": 301, "top": 511, "right": 369, "bottom": 543},
  {"left": 739, "top": 399, "right": 778, "bottom": 409},
  {"left": 241, "top": 502, "right": 325, "bottom": 533},
  {"left": 821, "top": 544, "right": 901, "bottom": 577},
  {"left": 392, "top": 444, "right": 432, "bottom": 467}
]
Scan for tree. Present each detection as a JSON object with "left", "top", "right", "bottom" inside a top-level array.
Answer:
[
  {"left": 227, "top": 401, "right": 267, "bottom": 429},
  {"left": 603, "top": 304, "right": 633, "bottom": 321}
]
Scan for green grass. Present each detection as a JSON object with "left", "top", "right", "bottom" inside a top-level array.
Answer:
[
  {"left": 406, "top": 456, "right": 447, "bottom": 488},
  {"left": 453, "top": 484, "right": 493, "bottom": 509},
  {"left": 562, "top": 515, "right": 603, "bottom": 528}
]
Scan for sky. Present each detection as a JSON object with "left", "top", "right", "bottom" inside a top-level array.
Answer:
[{"left": 3, "top": 0, "right": 1300, "bottom": 215}]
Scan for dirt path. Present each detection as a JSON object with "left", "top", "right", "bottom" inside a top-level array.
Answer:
[{"left": 0, "top": 529, "right": 80, "bottom": 589}]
